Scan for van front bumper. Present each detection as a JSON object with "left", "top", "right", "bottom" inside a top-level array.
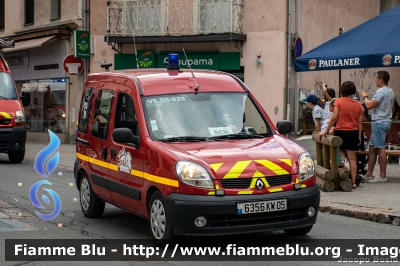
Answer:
[
  {"left": 0, "top": 126, "right": 26, "bottom": 152},
  {"left": 165, "top": 185, "right": 320, "bottom": 236}
]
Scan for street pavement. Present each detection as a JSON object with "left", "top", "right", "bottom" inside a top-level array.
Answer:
[
  {"left": 0, "top": 140, "right": 399, "bottom": 265},
  {"left": 23, "top": 135, "right": 400, "bottom": 226}
]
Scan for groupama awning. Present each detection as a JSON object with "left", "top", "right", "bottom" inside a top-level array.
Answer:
[{"left": 294, "top": 5, "right": 400, "bottom": 72}]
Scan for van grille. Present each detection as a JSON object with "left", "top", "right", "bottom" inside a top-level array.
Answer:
[
  {"left": 220, "top": 175, "right": 293, "bottom": 189},
  {"left": 220, "top": 179, "right": 252, "bottom": 188},
  {"left": 207, "top": 207, "right": 308, "bottom": 228}
]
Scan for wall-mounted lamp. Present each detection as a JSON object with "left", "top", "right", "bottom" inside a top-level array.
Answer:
[{"left": 256, "top": 52, "right": 263, "bottom": 66}]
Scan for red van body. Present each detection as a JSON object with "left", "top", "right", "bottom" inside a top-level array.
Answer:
[
  {"left": 74, "top": 67, "right": 320, "bottom": 244},
  {"left": 0, "top": 56, "right": 28, "bottom": 163}
]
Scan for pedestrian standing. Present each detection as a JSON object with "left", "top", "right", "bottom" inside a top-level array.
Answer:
[
  {"left": 320, "top": 81, "right": 363, "bottom": 189},
  {"left": 362, "top": 71, "right": 394, "bottom": 183},
  {"left": 320, "top": 84, "right": 336, "bottom": 133}
]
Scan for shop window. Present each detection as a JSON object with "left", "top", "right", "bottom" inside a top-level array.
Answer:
[
  {"left": 78, "top": 88, "right": 95, "bottom": 134},
  {"left": 24, "top": 0, "right": 34, "bottom": 25},
  {"left": 114, "top": 93, "right": 138, "bottom": 135},
  {"left": 50, "top": 0, "right": 61, "bottom": 20},
  {"left": 22, "top": 80, "right": 67, "bottom": 134},
  {"left": 0, "top": 0, "right": 4, "bottom": 31},
  {"left": 92, "top": 89, "right": 113, "bottom": 140},
  {"left": 380, "top": 0, "right": 394, "bottom": 13}
]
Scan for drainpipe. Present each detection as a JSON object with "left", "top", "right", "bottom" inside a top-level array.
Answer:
[
  {"left": 286, "top": 0, "right": 292, "bottom": 123},
  {"left": 83, "top": 0, "right": 87, "bottom": 81},
  {"left": 294, "top": 0, "right": 300, "bottom": 133}
]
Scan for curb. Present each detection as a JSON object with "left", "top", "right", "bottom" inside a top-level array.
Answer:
[{"left": 320, "top": 201, "right": 400, "bottom": 225}]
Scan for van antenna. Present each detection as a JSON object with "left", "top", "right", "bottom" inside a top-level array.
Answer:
[
  {"left": 182, "top": 47, "right": 199, "bottom": 91},
  {"left": 127, "top": 13, "right": 139, "bottom": 69}
]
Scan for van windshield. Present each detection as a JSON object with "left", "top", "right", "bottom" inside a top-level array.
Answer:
[
  {"left": 143, "top": 92, "right": 272, "bottom": 141},
  {"left": 0, "top": 73, "right": 17, "bottom": 100}
]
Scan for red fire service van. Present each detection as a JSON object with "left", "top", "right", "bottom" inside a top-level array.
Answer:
[
  {"left": 74, "top": 54, "right": 320, "bottom": 245},
  {"left": 0, "top": 40, "right": 30, "bottom": 163}
]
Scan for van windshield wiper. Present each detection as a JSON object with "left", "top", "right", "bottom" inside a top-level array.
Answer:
[
  {"left": 209, "top": 134, "right": 264, "bottom": 140},
  {"left": 0, "top": 96, "right": 8, "bottom": 100},
  {"left": 158, "top": 136, "right": 209, "bottom": 142}
]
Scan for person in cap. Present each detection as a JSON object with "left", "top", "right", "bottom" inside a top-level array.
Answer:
[
  {"left": 320, "top": 81, "right": 363, "bottom": 189},
  {"left": 302, "top": 94, "right": 324, "bottom": 134}
]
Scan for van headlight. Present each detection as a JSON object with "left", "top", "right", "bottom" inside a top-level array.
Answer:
[
  {"left": 14, "top": 110, "right": 26, "bottom": 126},
  {"left": 175, "top": 161, "right": 214, "bottom": 189},
  {"left": 298, "top": 153, "right": 315, "bottom": 182}
]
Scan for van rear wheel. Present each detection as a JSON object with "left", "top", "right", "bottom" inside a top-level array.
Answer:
[
  {"left": 148, "top": 191, "right": 174, "bottom": 246},
  {"left": 8, "top": 150, "right": 25, "bottom": 163},
  {"left": 80, "top": 173, "right": 105, "bottom": 218},
  {"left": 284, "top": 225, "right": 313, "bottom": 236}
]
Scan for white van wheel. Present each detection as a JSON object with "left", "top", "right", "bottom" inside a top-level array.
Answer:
[
  {"left": 79, "top": 173, "right": 105, "bottom": 218},
  {"left": 149, "top": 191, "right": 174, "bottom": 245}
]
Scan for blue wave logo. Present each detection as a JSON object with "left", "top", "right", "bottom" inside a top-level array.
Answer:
[
  {"left": 34, "top": 130, "right": 60, "bottom": 177},
  {"left": 29, "top": 180, "right": 62, "bottom": 221}
]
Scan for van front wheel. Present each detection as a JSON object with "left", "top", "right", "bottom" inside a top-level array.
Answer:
[
  {"left": 80, "top": 173, "right": 105, "bottom": 218},
  {"left": 148, "top": 191, "right": 174, "bottom": 245},
  {"left": 8, "top": 150, "right": 25, "bottom": 163}
]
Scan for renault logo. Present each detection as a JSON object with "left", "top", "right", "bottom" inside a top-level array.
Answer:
[{"left": 256, "top": 179, "right": 264, "bottom": 191}]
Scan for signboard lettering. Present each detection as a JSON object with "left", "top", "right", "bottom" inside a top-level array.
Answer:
[
  {"left": 34, "top": 64, "right": 59, "bottom": 71},
  {"left": 394, "top": 56, "right": 400, "bottom": 64},
  {"left": 318, "top": 58, "right": 360, "bottom": 68},
  {"left": 5, "top": 52, "right": 29, "bottom": 69}
]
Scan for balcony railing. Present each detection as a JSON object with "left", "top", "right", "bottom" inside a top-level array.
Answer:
[{"left": 107, "top": 0, "right": 244, "bottom": 37}]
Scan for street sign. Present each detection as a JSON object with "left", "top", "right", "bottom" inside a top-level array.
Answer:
[
  {"left": 294, "top": 37, "right": 303, "bottom": 58},
  {"left": 74, "top": 30, "right": 90, "bottom": 59},
  {"left": 63, "top": 55, "right": 83, "bottom": 75}
]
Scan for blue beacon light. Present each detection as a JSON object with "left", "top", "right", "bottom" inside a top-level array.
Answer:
[{"left": 167, "top": 54, "right": 180, "bottom": 70}]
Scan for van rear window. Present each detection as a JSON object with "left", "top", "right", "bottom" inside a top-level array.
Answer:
[{"left": 0, "top": 73, "right": 17, "bottom": 100}]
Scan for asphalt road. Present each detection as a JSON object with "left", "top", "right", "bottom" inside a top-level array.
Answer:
[{"left": 0, "top": 154, "right": 399, "bottom": 266}]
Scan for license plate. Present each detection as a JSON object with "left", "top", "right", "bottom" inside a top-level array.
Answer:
[{"left": 237, "top": 199, "right": 287, "bottom": 215}]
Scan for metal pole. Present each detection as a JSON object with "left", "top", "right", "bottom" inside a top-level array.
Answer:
[
  {"left": 338, "top": 28, "right": 344, "bottom": 97},
  {"left": 294, "top": 0, "right": 300, "bottom": 133},
  {"left": 286, "top": 0, "right": 292, "bottom": 122}
]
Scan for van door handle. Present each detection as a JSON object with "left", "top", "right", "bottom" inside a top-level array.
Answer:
[{"left": 102, "top": 146, "right": 107, "bottom": 161}]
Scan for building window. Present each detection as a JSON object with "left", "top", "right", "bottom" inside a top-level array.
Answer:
[
  {"left": 50, "top": 0, "right": 61, "bottom": 20},
  {"left": 0, "top": 0, "right": 4, "bottom": 30},
  {"left": 24, "top": 0, "right": 34, "bottom": 25},
  {"left": 123, "top": 0, "right": 163, "bottom": 36},
  {"left": 380, "top": 0, "right": 394, "bottom": 13}
]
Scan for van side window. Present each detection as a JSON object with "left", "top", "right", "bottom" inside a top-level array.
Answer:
[
  {"left": 114, "top": 93, "right": 138, "bottom": 135},
  {"left": 78, "top": 88, "right": 94, "bottom": 134},
  {"left": 92, "top": 89, "right": 113, "bottom": 139}
]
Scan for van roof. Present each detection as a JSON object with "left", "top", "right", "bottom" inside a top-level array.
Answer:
[{"left": 86, "top": 69, "right": 247, "bottom": 96}]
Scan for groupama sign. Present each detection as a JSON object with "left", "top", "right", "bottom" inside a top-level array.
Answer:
[
  {"left": 114, "top": 51, "right": 240, "bottom": 71},
  {"left": 74, "top": 30, "right": 90, "bottom": 59}
]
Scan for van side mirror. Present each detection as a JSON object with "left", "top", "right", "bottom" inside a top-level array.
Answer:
[
  {"left": 21, "top": 91, "right": 30, "bottom": 107},
  {"left": 276, "top": 120, "right": 292, "bottom": 135},
  {"left": 112, "top": 128, "right": 140, "bottom": 149}
]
